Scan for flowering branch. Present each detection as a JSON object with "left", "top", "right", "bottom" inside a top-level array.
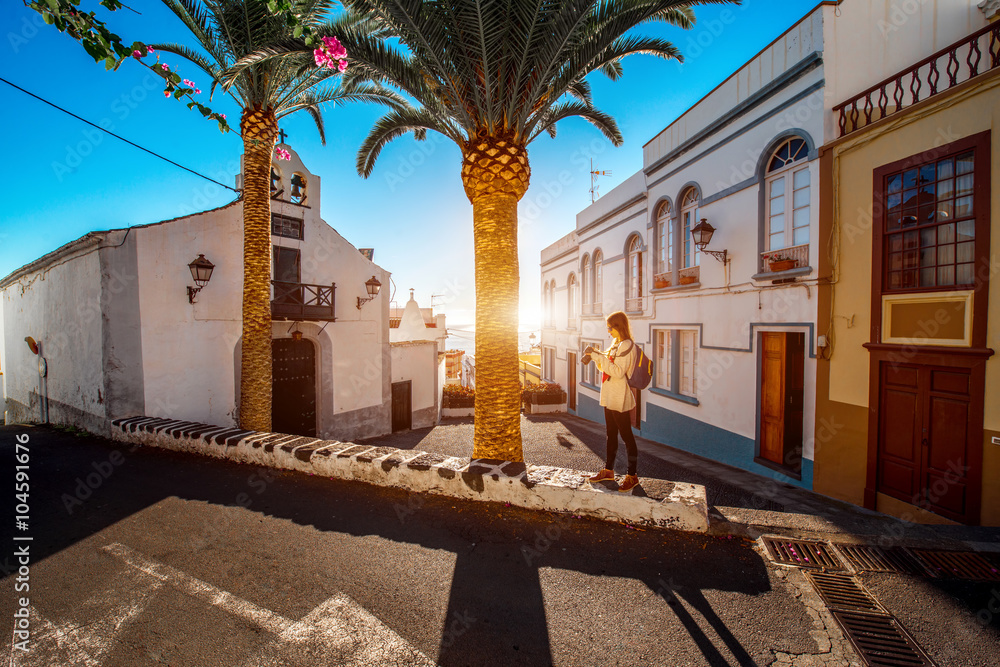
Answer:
[{"left": 24, "top": 0, "right": 234, "bottom": 132}]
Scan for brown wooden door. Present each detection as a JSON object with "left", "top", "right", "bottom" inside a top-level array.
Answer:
[
  {"left": 759, "top": 332, "right": 804, "bottom": 470},
  {"left": 272, "top": 338, "right": 316, "bottom": 437},
  {"left": 760, "top": 333, "right": 786, "bottom": 465},
  {"left": 567, "top": 352, "right": 577, "bottom": 411},
  {"left": 392, "top": 381, "right": 412, "bottom": 432},
  {"left": 878, "top": 363, "right": 973, "bottom": 522}
]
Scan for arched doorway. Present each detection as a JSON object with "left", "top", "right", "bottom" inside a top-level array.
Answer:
[{"left": 271, "top": 337, "right": 317, "bottom": 437}]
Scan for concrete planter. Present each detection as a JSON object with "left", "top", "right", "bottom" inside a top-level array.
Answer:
[
  {"left": 442, "top": 397, "right": 475, "bottom": 409},
  {"left": 525, "top": 402, "right": 567, "bottom": 415},
  {"left": 441, "top": 406, "right": 475, "bottom": 418}
]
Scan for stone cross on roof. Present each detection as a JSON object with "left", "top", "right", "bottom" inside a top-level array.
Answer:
[{"left": 278, "top": 129, "right": 288, "bottom": 144}]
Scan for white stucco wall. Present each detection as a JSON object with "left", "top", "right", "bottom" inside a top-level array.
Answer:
[
  {"left": 391, "top": 341, "right": 438, "bottom": 429},
  {"left": 1, "top": 237, "right": 105, "bottom": 429}
]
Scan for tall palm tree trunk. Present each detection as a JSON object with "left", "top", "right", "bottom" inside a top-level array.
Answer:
[
  {"left": 239, "top": 105, "right": 279, "bottom": 432},
  {"left": 462, "top": 134, "right": 530, "bottom": 462},
  {"left": 471, "top": 191, "right": 523, "bottom": 461}
]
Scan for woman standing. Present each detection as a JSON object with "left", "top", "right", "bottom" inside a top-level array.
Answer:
[{"left": 583, "top": 311, "right": 640, "bottom": 493}]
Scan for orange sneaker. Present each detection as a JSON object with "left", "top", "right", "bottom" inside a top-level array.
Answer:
[
  {"left": 618, "top": 474, "right": 640, "bottom": 493},
  {"left": 588, "top": 468, "right": 615, "bottom": 483}
]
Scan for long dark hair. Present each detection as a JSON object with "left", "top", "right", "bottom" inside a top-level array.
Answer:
[{"left": 606, "top": 311, "right": 633, "bottom": 342}]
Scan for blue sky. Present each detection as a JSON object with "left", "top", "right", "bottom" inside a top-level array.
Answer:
[{"left": 0, "top": 0, "right": 822, "bottom": 331}]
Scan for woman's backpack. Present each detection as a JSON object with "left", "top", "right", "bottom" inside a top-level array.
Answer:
[{"left": 621, "top": 341, "right": 653, "bottom": 390}]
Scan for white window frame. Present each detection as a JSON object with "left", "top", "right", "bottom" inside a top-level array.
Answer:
[
  {"left": 681, "top": 189, "right": 700, "bottom": 269},
  {"left": 653, "top": 327, "right": 698, "bottom": 399},
  {"left": 765, "top": 138, "right": 811, "bottom": 252},
  {"left": 593, "top": 250, "right": 603, "bottom": 309},
  {"left": 581, "top": 255, "right": 590, "bottom": 312},
  {"left": 581, "top": 339, "right": 602, "bottom": 386},
  {"left": 656, "top": 202, "right": 672, "bottom": 275},
  {"left": 626, "top": 237, "right": 643, "bottom": 309},
  {"left": 567, "top": 273, "right": 578, "bottom": 326}
]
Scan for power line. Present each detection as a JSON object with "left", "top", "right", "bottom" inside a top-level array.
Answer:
[{"left": 0, "top": 77, "right": 240, "bottom": 193}]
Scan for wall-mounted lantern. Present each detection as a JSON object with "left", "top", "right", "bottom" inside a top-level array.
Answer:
[
  {"left": 187, "top": 254, "right": 215, "bottom": 303},
  {"left": 357, "top": 275, "right": 382, "bottom": 309},
  {"left": 691, "top": 219, "right": 729, "bottom": 264}
]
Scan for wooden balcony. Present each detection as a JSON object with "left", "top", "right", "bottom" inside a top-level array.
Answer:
[
  {"left": 834, "top": 22, "right": 1000, "bottom": 137},
  {"left": 271, "top": 280, "right": 336, "bottom": 321}
]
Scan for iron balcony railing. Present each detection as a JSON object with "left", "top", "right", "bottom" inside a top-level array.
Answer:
[
  {"left": 271, "top": 280, "right": 336, "bottom": 321},
  {"left": 834, "top": 22, "right": 1000, "bottom": 137}
]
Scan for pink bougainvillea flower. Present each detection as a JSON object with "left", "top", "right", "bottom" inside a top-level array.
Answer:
[
  {"left": 147, "top": 46, "right": 155, "bottom": 53},
  {"left": 161, "top": 63, "right": 169, "bottom": 71},
  {"left": 132, "top": 50, "right": 142, "bottom": 59},
  {"left": 338, "top": 59, "right": 348, "bottom": 73},
  {"left": 275, "top": 147, "right": 291, "bottom": 161},
  {"left": 195, "top": 89, "right": 201, "bottom": 95},
  {"left": 322, "top": 36, "right": 347, "bottom": 59},
  {"left": 220, "top": 114, "right": 227, "bottom": 120},
  {"left": 182, "top": 79, "right": 193, "bottom": 86},
  {"left": 314, "top": 49, "right": 329, "bottom": 68},
  {"left": 164, "top": 90, "right": 170, "bottom": 97}
]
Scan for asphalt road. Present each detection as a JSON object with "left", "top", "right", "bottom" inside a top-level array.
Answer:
[{"left": 1, "top": 424, "right": 997, "bottom": 666}]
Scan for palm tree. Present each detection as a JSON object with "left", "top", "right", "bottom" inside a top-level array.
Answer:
[
  {"left": 235, "top": 0, "right": 735, "bottom": 460},
  {"left": 154, "top": 0, "right": 400, "bottom": 432},
  {"left": 345, "top": 0, "right": 738, "bottom": 462}
]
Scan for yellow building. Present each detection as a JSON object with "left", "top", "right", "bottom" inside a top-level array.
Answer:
[{"left": 816, "top": 18, "right": 1000, "bottom": 525}]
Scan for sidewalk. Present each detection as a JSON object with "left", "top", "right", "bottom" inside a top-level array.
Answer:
[{"left": 359, "top": 413, "right": 1000, "bottom": 551}]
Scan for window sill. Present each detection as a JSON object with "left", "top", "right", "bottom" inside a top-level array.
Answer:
[
  {"left": 753, "top": 456, "right": 802, "bottom": 480},
  {"left": 752, "top": 266, "right": 813, "bottom": 282},
  {"left": 649, "top": 387, "right": 700, "bottom": 406},
  {"left": 652, "top": 282, "right": 702, "bottom": 294},
  {"left": 580, "top": 382, "right": 600, "bottom": 392}
]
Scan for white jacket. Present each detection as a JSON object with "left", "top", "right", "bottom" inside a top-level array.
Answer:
[{"left": 593, "top": 340, "right": 636, "bottom": 413}]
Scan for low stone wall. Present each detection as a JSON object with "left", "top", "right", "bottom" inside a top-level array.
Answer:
[{"left": 110, "top": 416, "right": 709, "bottom": 533}]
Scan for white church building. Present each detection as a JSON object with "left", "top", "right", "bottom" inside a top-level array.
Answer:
[
  {"left": 0, "top": 144, "right": 440, "bottom": 441},
  {"left": 540, "top": 0, "right": 991, "bottom": 490}
]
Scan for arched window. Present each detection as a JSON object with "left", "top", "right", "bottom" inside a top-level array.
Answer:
[
  {"left": 766, "top": 137, "right": 810, "bottom": 251},
  {"left": 270, "top": 166, "right": 282, "bottom": 198},
  {"left": 593, "top": 250, "right": 603, "bottom": 310},
  {"left": 626, "top": 237, "right": 642, "bottom": 311},
  {"left": 543, "top": 281, "right": 552, "bottom": 327},
  {"left": 547, "top": 281, "right": 555, "bottom": 326},
  {"left": 581, "top": 255, "right": 590, "bottom": 314},
  {"left": 680, "top": 188, "right": 700, "bottom": 268},
  {"left": 656, "top": 201, "right": 673, "bottom": 276},
  {"left": 567, "top": 273, "right": 577, "bottom": 325}
]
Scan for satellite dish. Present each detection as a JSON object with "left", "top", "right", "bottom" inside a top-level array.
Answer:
[{"left": 24, "top": 336, "right": 39, "bottom": 355}]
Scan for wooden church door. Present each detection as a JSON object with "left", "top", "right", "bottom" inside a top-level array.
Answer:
[{"left": 271, "top": 338, "right": 317, "bottom": 437}]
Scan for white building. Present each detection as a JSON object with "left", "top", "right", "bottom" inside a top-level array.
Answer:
[
  {"left": 388, "top": 290, "right": 448, "bottom": 430},
  {"left": 540, "top": 0, "right": 989, "bottom": 489},
  {"left": 1, "top": 144, "right": 432, "bottom": 440}
]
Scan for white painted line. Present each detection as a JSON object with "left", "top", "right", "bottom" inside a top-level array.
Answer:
[
  {"left": 8, "top": 567, "right": 163, "bottom": 667},
  {"left": 103, "top": 543, "right": 293, "bottom": 635},
  {"left": 104, "top": 543, "right": 436, "bottom": 666}
]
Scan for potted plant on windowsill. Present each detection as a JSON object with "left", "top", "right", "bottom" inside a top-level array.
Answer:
[
  {"left": 767, "top": 254, "right": 797, "bottom": 272},
  {"left": 654, "top": 275, "right": 671, "bottom": 289}
]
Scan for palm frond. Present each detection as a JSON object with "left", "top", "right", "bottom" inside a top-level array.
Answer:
[{"left": 356, "top": 106, "right": 463, "bottom": 178}]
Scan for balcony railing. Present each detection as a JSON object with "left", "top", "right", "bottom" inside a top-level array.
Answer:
[
  {"left": 271, "top": 280, "right": 336, "bottom": 321},
  {"left": 761, "top": 243, "right": 809, "bottom": 272},
  {"left": 625, "top": 297, "right": 643, "bottom": 312},
  {"left": 834, "top": 22, "right": 1000, "bottom": 137}
]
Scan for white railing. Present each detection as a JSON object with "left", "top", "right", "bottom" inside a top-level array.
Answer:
[{"left": 760, "top": 244, "right": 809, "bottom": 272}]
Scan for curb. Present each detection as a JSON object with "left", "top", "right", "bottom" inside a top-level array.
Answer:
[{"left": 110, "top": 417, "right": 710, "bottom": 533}]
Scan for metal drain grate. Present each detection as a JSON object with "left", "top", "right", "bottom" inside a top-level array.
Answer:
[
  {"left": 910, "top": 549, "right": 1000, "bottom": 581},
  {"left": 833, "top": 544, "right": 926, "bottom": 575},
  {"left": 805, "top": 571, "right": 884, "bottom": 613},
  {"left": 831, "top": 610, "right": 936, "bottom": 667},
  {"left": 762, "top": 537, "right": 844, "bottom": 569}
]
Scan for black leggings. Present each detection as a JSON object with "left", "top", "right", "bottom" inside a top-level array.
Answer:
[{"left": 604, "top": 408, "right": 638, "bottom": 476}]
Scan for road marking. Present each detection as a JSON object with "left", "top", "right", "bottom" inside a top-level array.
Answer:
[
  {"left": 103, "top": 543, "right": 436, "bottom": 666},
  {"left": 8, "top": 567, "right": 163, "bottom": 667}
]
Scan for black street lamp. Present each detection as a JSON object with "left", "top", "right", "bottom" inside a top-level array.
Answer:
[{"left": 187, "top": 254, "right": 215, "bottom": 303}]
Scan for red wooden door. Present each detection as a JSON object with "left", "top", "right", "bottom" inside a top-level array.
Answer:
[
  {"left": 567, "top": 353, "right": 577, "bottom": 411},
  {"left": 760, "top": 333, "right": 786, "bottom": 465},
  {"left": 877, "top": 363, "right": 973, "bottom": 522}
]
